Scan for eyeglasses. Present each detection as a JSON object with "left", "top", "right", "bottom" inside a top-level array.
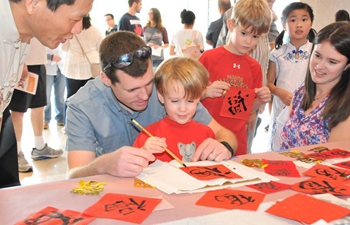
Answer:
[{"left": 103, "top": 46, "right": 152, "bottom": 71}]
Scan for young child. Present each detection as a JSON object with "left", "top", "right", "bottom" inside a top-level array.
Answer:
[
  {"left": 267, "top": 2, "right": 315, "bottom": 151},
  {"left": 198, "top": 0, "right": 272, "bottom": 156},
  {"left": 133, "top": 57, "right": 231, "bottom": 163}
]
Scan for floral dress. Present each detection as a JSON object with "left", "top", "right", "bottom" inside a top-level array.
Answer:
[{"left": 280, "top": 86, "right": 330, "bottom": 150}]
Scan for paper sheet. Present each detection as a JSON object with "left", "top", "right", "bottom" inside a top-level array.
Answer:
[
  {"left": 137, "top": 160, "right": 279, "bottom": 194},
  {"left": 156, "top": 202, "right": 299, "bottom": 225},
  {"left": 152, "top": 46, "right": 162, "bottom": 57}
]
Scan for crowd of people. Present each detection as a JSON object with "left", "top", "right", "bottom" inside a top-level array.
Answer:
[{"left": 1, "top": 0, "right": 350, "bottom": 189}]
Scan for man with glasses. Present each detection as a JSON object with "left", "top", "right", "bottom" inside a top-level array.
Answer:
[
  {"left": 66, "top": 31, "right": 237, "bottom": 179},
  {"left": 104, "top": 13, "right": 118, "bottom": 36}
]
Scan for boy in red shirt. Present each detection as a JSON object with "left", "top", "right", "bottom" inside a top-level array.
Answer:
[
  {"left": 199, "top": 0, "right": 272, "bottom": 155},
  {"left": 133, "top": 57, "right": 235, "bottom": 163}
]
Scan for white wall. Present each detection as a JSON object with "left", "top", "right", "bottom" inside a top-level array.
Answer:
[{"left": 301, "top": 0, "right": 350, "bottom": 32}]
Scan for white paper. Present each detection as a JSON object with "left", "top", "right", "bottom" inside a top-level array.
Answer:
[
  {"left": 137, "top": 160, "right": 279, "bottom": 194},
  {"left": 156, "top": 202, "right": 298, "bottom": 225},
  {"left": 152, "top": 46, "right": 162, "bottom": 57}
]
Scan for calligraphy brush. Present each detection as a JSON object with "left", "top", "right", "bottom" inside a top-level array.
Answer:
[{"left": 131, "top": 119, "right": 188, "bottom": 168}]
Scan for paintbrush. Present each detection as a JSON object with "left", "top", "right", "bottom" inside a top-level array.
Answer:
[{"left": 131, "top": 119, "right": 188, "bottom": 168}]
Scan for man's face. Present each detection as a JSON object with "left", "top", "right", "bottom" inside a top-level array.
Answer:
[
  {"left": 105, "top": 15, "right": 114, "bottom": 27},
  {"left": 135, "top": 0, "right": 142, "bottom": 13},
  {"left": 29, "top": 0, "right": 93, "bottom": 48},
  {"left": 110, "top": 61, "right": 154, "bottom": 111}
]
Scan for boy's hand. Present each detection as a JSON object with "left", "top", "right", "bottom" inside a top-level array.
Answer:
[
  {"left": 255, "top": 87, "right": 271, "bottom": 104},
  {"left": 202, "top": 81, "right": 230, "bottom": 99},
  {"left": 142, "top": 137, "right": 167, "bottom": 154}
]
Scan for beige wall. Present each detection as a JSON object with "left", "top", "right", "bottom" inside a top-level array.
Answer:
[{"left": 302, "top": 0, "right": 350, "bottom": 31}]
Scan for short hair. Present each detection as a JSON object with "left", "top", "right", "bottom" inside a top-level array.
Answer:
[
  {"left": 10, "top": 0, "right": 76, "bottom": 12},
  {"left": 100, "top": 31, "right": 149, "bottom": 84},
  {"left": 218, "top": 0, "right": 231, "bottom": 12},
  {"left": 155, "top": 57, "right": 209, "bottom": 100},
  {"left": 128, "top": 0, "right": 140, "bottom": 7},
  {"left": 180, "top": 9, "right": 196, "bottom": 25},
  {"left": 82, "top": 14, "right": 92, "bottom": 30},
  {"left": 231, "top": 0, "right": 271, "bottom": 35},
  {"left": 335, "top": 10, "right": 350, "bottom": 22},
  {"left": 104, "top": 13, "right": 114, "bottom": 19},
  {"left": 303, "top": 22, "right": 350, "bottom": 129}
]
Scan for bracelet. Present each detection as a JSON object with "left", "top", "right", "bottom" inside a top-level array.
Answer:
[{"left": 221, "top": 141, "right": 235, "bottom": 157}]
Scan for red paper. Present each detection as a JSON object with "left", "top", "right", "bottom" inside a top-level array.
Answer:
[
  {"left": 303, "top": 164, "right": 350, "bottom": 183},
  {"left": 220, "top": 87, "right": 255, "bottom": 121},
  {"left": 266, "top": 193, "right": 350, "bottom": 224},
  {"left": 246, "top": 181, "right": 291, "bottom": 194},
  {"left": 180, "top": 164, "right": 242, "bottom": 180},
  {"left": 15, "top": 206, "right": 94, "bottom": 225},
  {"left": 82, "top": 193, "right": 161, "bottom": 224},
  {"left": 306, "top": 149, "right": 350, "bottom": 160},
  {"left": 196, "top": 189, "right": 265, "bottom": 210},
  {"left": 291, "top": 177, "right": 350, "bottom": 196},
  {"left": 334, "top": 160, "right": 350, "bottom": 170},
  {"left": 262, "top": 159, "right": 301, "bottom": 177}
]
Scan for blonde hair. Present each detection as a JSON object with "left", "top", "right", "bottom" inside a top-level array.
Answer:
[
  {"left": 231, "top": 0, "right": 272, "bottom": 34},
  {"left": 155, "top": 57, "right": 209, "bottom": 100}
]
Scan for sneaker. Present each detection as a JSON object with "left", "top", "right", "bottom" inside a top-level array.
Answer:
[
  {"left": 18, "top": 151, "right": 33, "bottom": 172},
  {"left": 44, "top": 121, "right": 49, "bottom": 130},
  {"left": 31, "top": 144, "right": 63, "bottom": 161},
  {"left": 57, "top": 122, "right": 64, "bottom": 126}
]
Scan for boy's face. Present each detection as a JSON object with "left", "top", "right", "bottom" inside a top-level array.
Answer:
[
  {"left": 157, "top": 80, "right": 200, "bottom": 125},
  {"left": 227, "top": 20, "right": 261, "bottom": 55}
]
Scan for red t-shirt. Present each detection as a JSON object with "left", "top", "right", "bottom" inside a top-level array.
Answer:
[
  {"left": 199, "top": 47, "right": 262, "bottom": 155},
  {"left": 133, "top": 116, "right": 215, "bottom": 162}
]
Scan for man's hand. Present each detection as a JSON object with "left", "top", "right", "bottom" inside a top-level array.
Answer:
[
  {"left": 101, "top": 146, "right": 156, "bottom": 178},
  {"left": 191, "top": 138, "right": 231, "bottom": 162}
]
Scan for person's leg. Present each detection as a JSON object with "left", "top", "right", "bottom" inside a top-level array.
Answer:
[
  {"left": 44, "top": 75, "right": 54, "bottom": 129},
  {"left": 247, "top": 111, "right": 259, "bottom": 154},
  {"left": 9, "top": 87, "right": 32, "bottom": 173},
  {"left": 53, "top": 68, "right": 65, "bottom": 125},
  {"left": 0, "top": 107, "right": 20, "bottom": 188},
  {"left": 29, "top": 65, "right": 63, "bottom": 160}
]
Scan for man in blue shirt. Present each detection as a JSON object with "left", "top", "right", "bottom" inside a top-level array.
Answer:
[{"left": 66, "top": 31, "right": 238, "bottom": 179}]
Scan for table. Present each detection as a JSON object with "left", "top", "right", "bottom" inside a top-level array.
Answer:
[{"left": 1, "top": 140, "right": 350, "bottom": 224}]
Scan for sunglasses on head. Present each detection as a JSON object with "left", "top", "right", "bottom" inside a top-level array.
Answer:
[{"left": 103, "top": 46, "right": 152, "bottom": 71}]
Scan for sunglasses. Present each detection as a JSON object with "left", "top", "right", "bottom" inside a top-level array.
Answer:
[{"left": 103, "top": 46, "right": 152, "bottom": 71}]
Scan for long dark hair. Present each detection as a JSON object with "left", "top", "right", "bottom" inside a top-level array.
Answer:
[
  {"left": 146, "top": 8, "right": 164, "bottom": 31},
  {"left": 302, "top": 22, "right": 350, "bottom": 129},
  {"left": 275, "top": 2, "right": 315, "bottom": 49}
]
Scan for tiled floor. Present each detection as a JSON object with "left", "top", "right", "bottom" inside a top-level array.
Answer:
[{"left": 19, "top": 106, "right": 271, "bottom": 186}]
